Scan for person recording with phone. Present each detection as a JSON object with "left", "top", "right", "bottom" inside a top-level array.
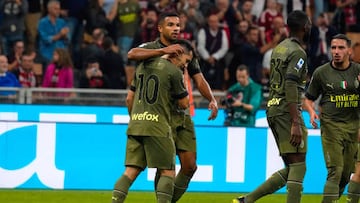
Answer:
[
  {"left": 222, "top": 64, "right": 262, "bottom": 127},
  {"left": 79, "top": 57, "right": 109, "bottom": 88}
]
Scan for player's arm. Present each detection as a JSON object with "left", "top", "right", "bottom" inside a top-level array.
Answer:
[
  {"left": 285, "top": 79, "right": 302, "bottom": 147},
  {"left": 127, "top": 44, "right": 185, "bottom": 61},
  {"left": 126, "top": 77, "right": 136, "bottom": 114},
  {"left": 285, "top": 52, "right": 307, "bottom": 147},
  {"left": 304, "top": 71, "right": 321, "bottom": 129},
  {"left": 303, "top": 97, "right": 319, "bottom": 129},
  {"left": 192, "top": 73, "right": 218, "bottom": 120},
  {"left": 126, "top": 89, "right": 135, "bottom": 114}
]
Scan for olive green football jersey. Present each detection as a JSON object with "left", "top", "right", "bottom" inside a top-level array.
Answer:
[
  {"left": 267, "top": 38, "right": 308, "bottom": 116},
  {"left": 306, "top": 62, "right": 360, "bottom": 123},
  {"left": 139, "top": 39, "right": 201, "bottom": 77},
  {"left": 127, "top": 57, "right": 188, "bottom": 137}
]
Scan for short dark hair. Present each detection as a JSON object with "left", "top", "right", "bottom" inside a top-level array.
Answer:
[
  {"left": 246, "top": 26, "right": 259, "bottom": 35},
  {"left": 176, "top": 39, "right": 193, "bottom": 55},
  {"left": 287, "top": 10, "right": 309, "bottom": 32},
  {"left": 236, "top": 64, "right": 249, "bottom": 73},
  {"left": 86, "top": 56, "right": 99, "bottom": 65},
  {"left": 158, "top": 12, "right": 179, "bottom": 25},
  {"left": 332, "top": 34, "right": 352, "bottom": 47},
  {"left": 102, "top": 36, "right": 113, "bottom": 50}
]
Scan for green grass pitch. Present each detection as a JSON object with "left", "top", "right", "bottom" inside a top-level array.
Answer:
[{"left": 0, "top": 189, "right": 348, "bottom": 203}]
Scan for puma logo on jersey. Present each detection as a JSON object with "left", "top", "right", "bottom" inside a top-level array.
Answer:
[
  {"left": 326, "top": 83, "right": 334, "bottom": 89},
  {"left": 131, "top": 111, "right": 159, "bottom": 122}
]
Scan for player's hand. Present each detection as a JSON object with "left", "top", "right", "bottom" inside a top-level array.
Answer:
[
  {"left": 207, "top": 100, "right": 218, "bottom": 120},
  {"left": 309, "top": 112, "right": 319, "bottom": 129},
  {"left": 290, "top": 122, "right": 303, "bottom": 147},
  {"left": 161, "top": 44, "right": 184, "bottom": 56}
]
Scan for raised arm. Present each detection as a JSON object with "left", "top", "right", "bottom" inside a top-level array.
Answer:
[{"left": 127, "top": 44, "right": 185, "bottom": 61}]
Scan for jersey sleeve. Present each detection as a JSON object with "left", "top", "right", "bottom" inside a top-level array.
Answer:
[
  {"left": 138, "top": 41, "right": 158, "bottom": 49},
  {"left": 171, "top": 68, "right": 188, "bottom": 99},
  {"left": 305, "top": 69, "right": 322, "bottom": 101},
  {"left": 285, "top": 50, "right": 307, "bottom": 81},
  {"left": 187, "top": 57, "right": 202, "bottom": 77}
]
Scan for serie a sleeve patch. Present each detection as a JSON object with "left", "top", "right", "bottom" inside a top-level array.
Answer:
[{"left": 295, "top": 58, "right": 304, "bottom": 70}]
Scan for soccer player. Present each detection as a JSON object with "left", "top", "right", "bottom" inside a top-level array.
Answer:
[
  {"left": 127, "top": 12, "right": 218, "bottom": 202},
  {"left": 233, "top": 10, "right": 311, "bottom": 203},
  {"left": 347, "top": 129, "right": 360, "bottom": 203},
  {"left": 111, "top": 42, "right": 193, "bottom": 203},
  {"left": 304, "top": 34, "right": 360, "bottom": 203}
]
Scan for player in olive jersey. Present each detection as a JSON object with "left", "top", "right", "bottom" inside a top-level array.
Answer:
[
  {"left": 304, "top": 34, "right": 360, "bottom": 203},
  {"left": 111, "top": 43, "right": 193, "bottom": 203},
  {"left": 128, "top": 12, "right": 218, "bottom": 202},
  {"left": 233, "top": 10, "right": 311, "bottom": 203}
]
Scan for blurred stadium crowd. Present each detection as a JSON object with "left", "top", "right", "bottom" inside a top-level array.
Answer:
[{"left": 0, "top": 0, "right": 359, "bottom": 99}]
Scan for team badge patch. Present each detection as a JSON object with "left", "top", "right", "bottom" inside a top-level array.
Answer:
[{"left": 295, "top": 58, "right": 304, "bottom": 70}]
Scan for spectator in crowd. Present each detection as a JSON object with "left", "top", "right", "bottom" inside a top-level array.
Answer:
[
  {"left": 0, "top": 55, "right": 21, "bottom": 96},
  {"left": 12, "top": 51, "right": 37, "bottom": 88},
  {"left": 79, "top": 57, "right": 109, "bottom": 89},
  {"left": 99, "top": 36, "right": 126, "bottom": 89},
  {"left": 258, "top": 0, "right": 283, "bottom": 45},
  {"left": 277, "top": 0, "right": 312, "bottom": 20},
  {"left": 84, "top": 0, "right": 113, "bottom": 41},
  {"left": 7, "top": 40, "right": 25, "bottom": 71},
  {"left": 332, "top": 0, "right": 360, "bottom": 33},
  {"left": 225, "top": 19, "right": 250, "bottom": 87},
  {"left": 138, "top": 6, "right": 159, "bottom": 44},
  {"left": 59, "top": 0, "right": 87, "bottom": 50},
  {"left": 239, "top": 0, "right": 257, "bottom": 24},
  {"left": 352, "top": 42, "right": 360, "bottom": 63},
  {"left": 178, "top": 10, "right": 195, "bottom": 43},
  {"left": 80, "top": 28, "right": 106, "bottom": 70},
  {"left": 222, "top": 64, "right": 262, "bottom": 127},
  {"left": 308, "top": 12, "right": 338, "bottom": 77},
  {"left": 154, "top": 0, "right": 177, "bottom": 13},
  {"left": 38, "top": 0, "right": 69, "bottom": 62},
  {"left": 184, "top": 0, "right": 207, "bottom": 30},
  {"left": 233, "top": 19, "right": 250, "bottom": 46},
  {"left": 0, "top": 0, "right": 28, "bottom": 55},
  {"left": 25, "top": 0, "right": 46, "bottom": 50},
  {"left": 102, "top": 0, "right": 116, "bottom": 15},
  {"left": 42, "top": 48, "right": 74, "bottom": 89},
  {"left": 111, "top": 0, "right": 141, "bottom": 69},
  {"left": 213, "top": 0, "right": 242, "bottom": 43},
  {"left": 197, "top": 12, "right": 229, "bottom": 91},
  {"left": 229, "top": 26, "right": 280, "bottom": 85},
  {"left": 109, "top": 0, "right": 141, "bottom": 91},
  {"left": 265, "top": 16, "right": 288, "bottom": 43}
]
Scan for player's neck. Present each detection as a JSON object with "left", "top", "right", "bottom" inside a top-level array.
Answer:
[
  {"left": 332, "top": 60, "right": 350, "bottom": 70},
  {"left": 159, "top": 37, "right": 172, "bottom": 47}
]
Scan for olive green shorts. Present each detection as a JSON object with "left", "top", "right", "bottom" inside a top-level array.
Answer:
[
  {"left": 171, "top": 113, "right": 197, "bottom": 152},
  {"left": 267, "top": 113, "right": 308, "bottom": 155},
  {"left": 125, "top": 135, "right": 175, "bottom": 170},
  {"left": 321, "top": 122, "right": 357, "bottom": 169}
]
